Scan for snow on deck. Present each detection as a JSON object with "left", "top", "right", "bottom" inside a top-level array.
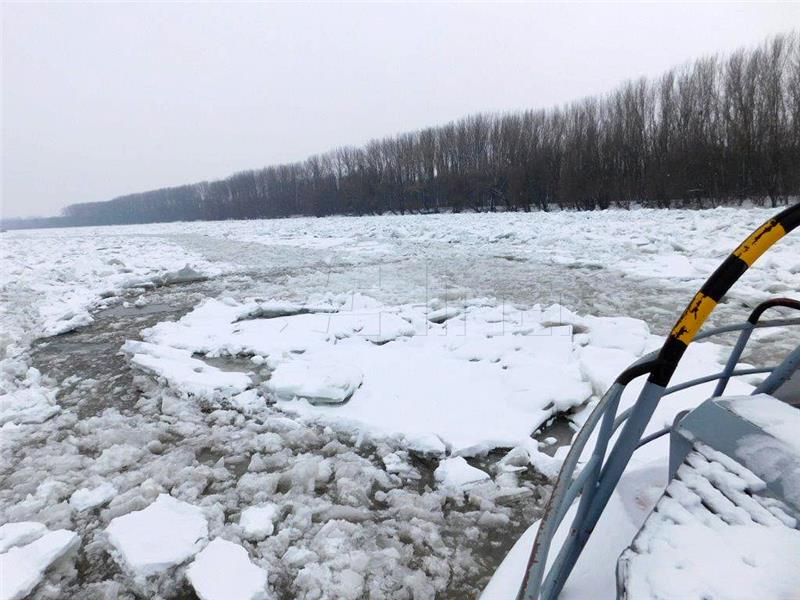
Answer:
[
  {"left": 723, "top": 393, "right": 800, "bottom": 455},
  {"left": 619, "top": 442, "right": 800, "bottom": 600}
]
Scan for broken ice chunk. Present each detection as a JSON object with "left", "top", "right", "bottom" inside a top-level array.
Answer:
[
  {"left": 0, "top": 522, "right": 47, "bottom": 553},
  {"left": 187, "top": 538, "right": 269, "bottom": 600},
  {"left": 427, "top": 306, "right": 463, "bottom": 324},
  {"left": 0, "top": 387, "right": 60, "bottom": 426},
  {"left": 157, "top": 264, "right": 208, "bottom": 286},
  {"left": 267, "top": 359, "right": 362, "bottom": 405},
  {"left": 105, "top": 494, "right": 208, "bottom": 579},
  {"left": 230, "top": 389, "right": 268, "bottom": 415},
  {"left": 382, "top": 452, "right": 422, "bottom": 480},
  {"left": 434, "top": 457, "right": 490, "bottom": 489},
  {"left": 405, "top": 433, "right": 447, "bottom": 457},
  {"left": 240, "top": 504, "right": 278, "bottom": 540},
  {"left": 69, "top": 482, "right": 117, "bottom": 512},
  {"left": 122, "top": 340, "right": 251, "bottom": 398},
  {"left": 0, "top": 528, "right": 79, "bottom": 600}
]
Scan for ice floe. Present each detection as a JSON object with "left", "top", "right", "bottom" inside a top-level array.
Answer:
[
  {"left": 434, "top": 457, "right": 491, "bottom": 489},
  {"left": 187, "top": 538, "right": 269, "bottom": 600},
  {"left": 106, "top": 494, "right": 208, "bottom": 580},
  {"left": 135, "top": 296, "right": 599, "bottom": 455},
  {"left": 0, "top": 523, "right": 79, "bottom": 600},
  {"left": 0, "top": 378, "right": 59, "bottom": 427},
  {"left": 69, "top": 482, "right": 117, "bottom": 512},
  {"left": 240, "top": 503, "right": 279, "bottom": 539},
  {"left": 123, "top": 340, "right": 251, "bottom": 399},
  {"left": 266, "top": 359, "right": 363, "bottom": 404}
]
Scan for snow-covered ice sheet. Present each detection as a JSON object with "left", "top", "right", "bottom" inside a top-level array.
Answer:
[
  {"left": 133, "top": 290, "right": 767, "bottom": 460},
  {"left": 136, "top": 296, "right": 601, "bottom": 455},
  {"left": 106, "top": 494, "right": 208, "bottom": 581}
]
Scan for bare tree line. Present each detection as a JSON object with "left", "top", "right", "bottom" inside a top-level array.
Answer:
[{"left": 7, "top": 32, "right": 798, "bottom": 230}]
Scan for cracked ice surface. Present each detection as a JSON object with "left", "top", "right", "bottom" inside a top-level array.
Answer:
[
  {"left": 1, "top": 227, "right": 224, "bottom": 433},
  {"left": 138, "top": 296, "right": 601, "bottom": 455},
  {"left": 2, "top": 207, "right": 798, "bottom": 599}
]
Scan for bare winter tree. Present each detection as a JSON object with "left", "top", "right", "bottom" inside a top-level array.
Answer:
[{"left": 12, "top": 31, "right": 791, "bottom": 231}]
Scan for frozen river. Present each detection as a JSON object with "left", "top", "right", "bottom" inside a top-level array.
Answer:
[{"left": 1, "top": 207, "right": 798, "bottom": 599}]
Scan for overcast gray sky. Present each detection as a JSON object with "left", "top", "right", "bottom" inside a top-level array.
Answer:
[{"left": 1, "top": 2, "right": 797, "bottom": 218}]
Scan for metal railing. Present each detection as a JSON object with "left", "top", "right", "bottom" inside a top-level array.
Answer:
[{"left": 516, "top": 202, "right": 800, "bottom": 600}]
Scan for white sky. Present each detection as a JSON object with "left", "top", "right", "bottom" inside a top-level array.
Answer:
[{"left": 1, "top": 2, "right": 797, "bottom": 218}]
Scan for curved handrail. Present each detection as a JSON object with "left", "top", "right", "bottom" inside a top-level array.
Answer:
[{"left": 517, "top": 203, "right": 800, "bottom": 600}]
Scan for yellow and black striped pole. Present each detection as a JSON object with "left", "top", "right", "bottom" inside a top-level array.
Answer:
[{"left": 650, "top": 202, "right": 800, "bottom": 387}]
